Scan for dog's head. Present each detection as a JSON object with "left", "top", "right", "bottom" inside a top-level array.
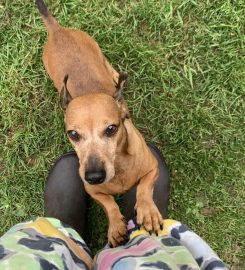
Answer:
[{"left": 61, "top": 74, "right": 129, "bottom": 185}]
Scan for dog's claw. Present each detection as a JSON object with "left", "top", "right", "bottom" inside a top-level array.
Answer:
[
  {"left": 160, "top": 224, "right": 163, "bottom": 230},
  {"left": 155, "top": 231, "right": 158, "bottom": 236},
  {"left": 149, "top": 231, "right": 152, "bottom": 235}
]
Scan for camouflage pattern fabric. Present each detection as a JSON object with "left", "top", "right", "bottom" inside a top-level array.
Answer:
[
  {"left": 0, "top": 217, "right": 227, "bottom": 270},
  {"left": 0, "top": 218, "right": 92, "bottom": 269}
]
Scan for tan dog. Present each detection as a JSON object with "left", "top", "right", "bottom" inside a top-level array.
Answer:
[{"left": 37, "top": 0, "right": 164, "bottom": 247}]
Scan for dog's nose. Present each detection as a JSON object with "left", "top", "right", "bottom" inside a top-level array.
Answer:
[{"left": 85, "top": 170, "right": 106, "bottom": 185}]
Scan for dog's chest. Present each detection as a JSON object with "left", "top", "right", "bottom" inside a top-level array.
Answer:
[{"left": 102, "top": 173, "right": 139, "bottom": 195}]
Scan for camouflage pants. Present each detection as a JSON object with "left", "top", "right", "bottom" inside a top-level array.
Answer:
[{"left": 0, "top": 217, "right": 227, "bottom": 270}]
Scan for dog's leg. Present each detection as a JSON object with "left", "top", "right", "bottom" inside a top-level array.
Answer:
[
  {"left": 86, "top": 190, "right": 127, "bottom": 247},
  {"left": 135, "top": 167, "right": 163, "bottom": 233}
]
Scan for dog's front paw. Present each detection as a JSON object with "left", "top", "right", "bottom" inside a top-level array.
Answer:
[
  {"left": 135, "top": 200, "right": 163, "bottom": 233},
  {"left": 108, "top": 217, "right": 128, "bottom": 247}
]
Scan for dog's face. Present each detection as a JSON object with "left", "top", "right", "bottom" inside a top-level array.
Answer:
[{"left": 65, "top": 93, "right": 127, "bottom": 185}]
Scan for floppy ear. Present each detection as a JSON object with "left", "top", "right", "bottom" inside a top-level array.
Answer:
[
  {"left": 114, "top": 72, "right": 130, "bottom": 120},
  {"left": 124, "top": 119, "right": 135, "bottom": 155},
  {"left": 60, "top": 74, "right": 72, "bottom": 110}
]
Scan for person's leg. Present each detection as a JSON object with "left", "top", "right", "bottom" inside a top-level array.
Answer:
[
  {"left": 0, "top": 217, "right": 93, "bottom": 270},
  {"left": 93, "top": 219, "right": 202, "bottom": 270},
  {"left": 44, "top": 151, "right": 87, "bottom": 237},
  {"left": 93, "top": 219, "right": 228, "bottom": 270},
  {"left": 122, "top": 144, "right": 170, "bottom": 221},
  {"left": 0, "top": 152, "right": 93, "bottom": 270}
]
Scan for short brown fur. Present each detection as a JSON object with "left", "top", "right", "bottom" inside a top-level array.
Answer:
[
  {"left": 38, "top": 1, "right": 119, "bottom": 97},
  {"left": 37, "top": 0, "right": 165, "bottom": 247}
]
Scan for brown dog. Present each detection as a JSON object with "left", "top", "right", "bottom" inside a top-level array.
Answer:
[{"left": 37, "top": 0, "right": 164, "bottom": 247}]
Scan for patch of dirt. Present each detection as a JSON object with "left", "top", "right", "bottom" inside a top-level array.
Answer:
[{"left": 200, "top": 207, "right": 215, "bottom": 216}]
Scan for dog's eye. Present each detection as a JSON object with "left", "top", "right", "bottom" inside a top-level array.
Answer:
[
  {"left": 67, "top": 130, "right": 80, "bottom": 142},
  {"left": 105, "top": 125, "right": 118, "bottom": 137}
]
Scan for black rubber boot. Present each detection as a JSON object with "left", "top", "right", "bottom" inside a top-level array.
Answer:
[
  {"left": 122, "top": 144, "right": 170, "bottom": 221},
  {"left": 44, "top": 151, "right": 87, "bottom": 237}
]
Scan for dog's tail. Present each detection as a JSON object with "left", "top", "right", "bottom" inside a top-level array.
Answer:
[{"left": 36, "top": 0, "right": 59, "bottom": 32}]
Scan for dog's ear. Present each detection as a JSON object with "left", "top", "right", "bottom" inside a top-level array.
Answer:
[
  {"left": 124, "top": 119, "right": 135, "bottom": 155},
  {"left": 60, "top": 75, "right": 72, "bottom": 110},
  {"left": 114, "top": 72, "right": 130, "bottom": 120},
  {"left": 114, "top": 72, "right": 128, "bottom": 101},
  {"left": 118, "top": 101, "right": 130, "bottom": 120}
]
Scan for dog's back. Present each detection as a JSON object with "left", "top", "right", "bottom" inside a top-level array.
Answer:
[{"left": 36, "top": 0, "right": 118, "bottom": 98}]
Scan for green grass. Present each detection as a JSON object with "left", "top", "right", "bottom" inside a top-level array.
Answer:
[{"left": 0, "top": 0, "right": 244, "bottom": 268}]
